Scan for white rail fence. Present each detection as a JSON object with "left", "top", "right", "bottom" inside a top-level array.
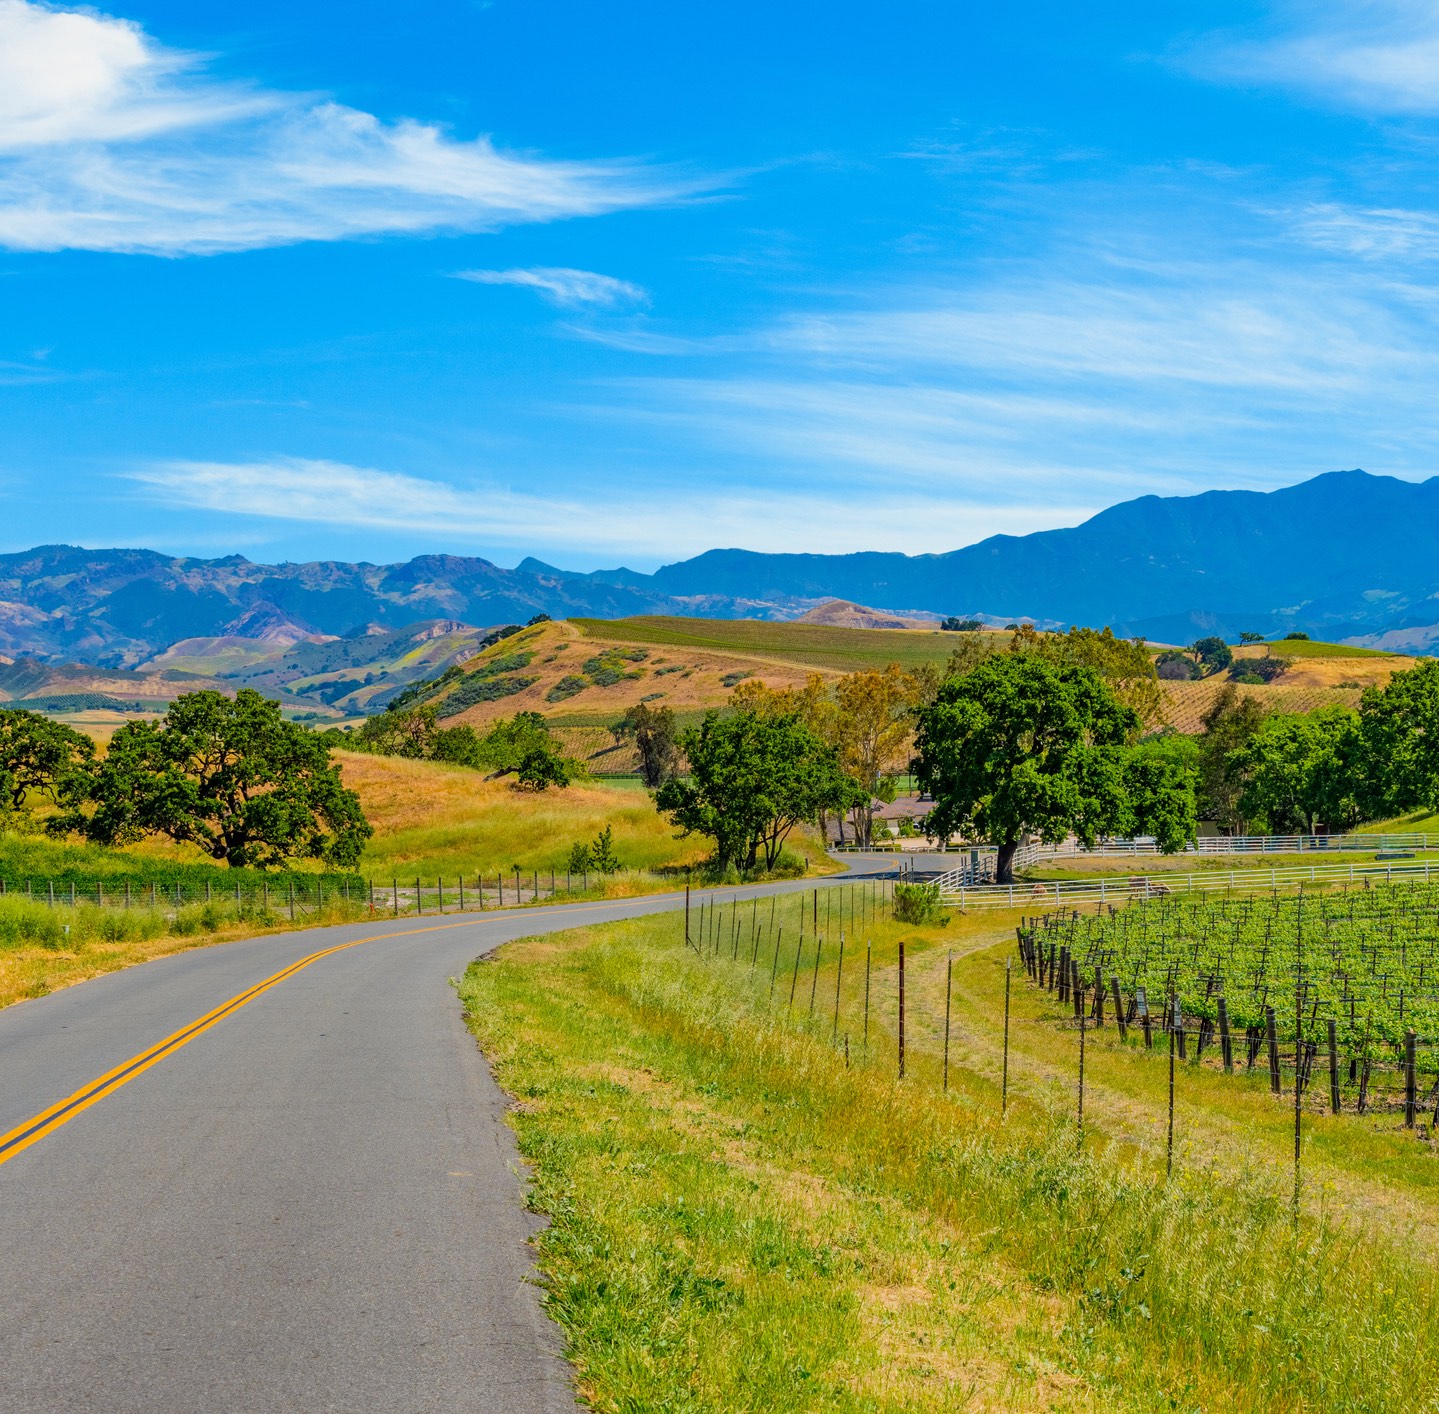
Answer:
[{"left": 934, "top": 857, "right": 1439, "bottom": 910}]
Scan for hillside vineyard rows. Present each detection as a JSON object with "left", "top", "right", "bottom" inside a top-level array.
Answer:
[{"left": 1024, "top": 885, "right": 1439, "bottom": 1107}]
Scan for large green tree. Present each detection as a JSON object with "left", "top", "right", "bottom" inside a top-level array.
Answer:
[
  {"left": 1230, "top": 705, "right": 1366, "bottom": 834},
  {"left": 1196, "top": 683, "right": 1268, "bottom": 831},
  {"left": 0, "top": 709, "right": 94, "bottom": 819},
  {"left": 1359, "top": 659, "right": 1439, "bottom": 815},
  {"left": 912, "top": 654, "right": 1176, "bottom": 883},
  {"left": 60, "top": 689, "right": 371, "bottom": 868},
  {"left": 614, "top": 702, "right": 682, "bottom": 788},
  {"left": 656, "top": 710, "right": 861, "bottom": 871}
]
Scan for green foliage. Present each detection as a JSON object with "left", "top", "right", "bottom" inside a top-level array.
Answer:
[
  {"left": 1283, "top": 631, "right": 1310, "bottom": 640},
  {"left": 614, "top": 702, "right": 682, "bottom": 788},
  {"left": 383, "top": 625, "right": 528, "bottom": 713},
  {"left": 1359, "top": 658, "right": 1439, "bottom": 815},
  {"left": 1239, "top": 631, "right": 1266, "bottom": 644},
  {"left": 656, "top": 710, "right": 861, "bottom": 871},
  {"left": 1154, "top": 649, "right": 1197, "bottom": 681},
  {"left": 546, "top": 675, "right": 589, "bottom": 702},
  {"left": 941, "top": 616, "right": 983, "bottom": 632},
  {"left": 1231, "top": 654, "right": 1289, "bottom": 684},
  {"left": 347, "top": 703, "right": 487, "bottom": 767},
  {"left": 475, "top": 712, "right": 564, "bottom": 772},
  {"left": 0, "top": 710, "right": 95, "bottom": 822},
  {"left": 1230, "top": 705, "right": 1366, "bottom": 834},
  {"left": 589, "top": 824, "right": 620, "bottom": 874},
  {"left": 516, "top": 741, "right": 573, "bottom": 791},
  {"left": 58, "top": 689, "right": 372, "bottom": 869},
  {"left": 566, "top": 841, "right": 592, "bottom": 874},
  {"left": 892, "top": 881, "right": 948, "bottom": 924},
  {"left": 1123, "top": 732, "right": 1199, "bottom": 851},
  {"left": 913, "top": 654, "right": 1158, "bottom": 882},
  {"left": 582, "top": 648, "right": 647, "bottom": 688},
  {"left": 1188, "top": 636, "right": 1233, "bottom": 675},
  {"left": 1196, "top": 683, "right": 1268, "bottom": 831}
]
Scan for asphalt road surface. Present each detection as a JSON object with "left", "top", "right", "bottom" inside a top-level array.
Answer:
[{"left": 0, "top": 870, "right": 884, "bottom": 1413}]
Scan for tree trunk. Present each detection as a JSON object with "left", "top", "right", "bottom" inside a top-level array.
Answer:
[{"left": 995, "top": 838, "right": 1019, "bottom": 885}]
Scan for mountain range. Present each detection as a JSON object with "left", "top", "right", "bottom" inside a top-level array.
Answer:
[{"left": 0, "top": 470, "right": 1436, "bottom": 711}]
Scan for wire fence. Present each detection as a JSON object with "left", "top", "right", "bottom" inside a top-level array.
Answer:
[{"left": 0, "top": 867, "right": 649, "bottom": 918}]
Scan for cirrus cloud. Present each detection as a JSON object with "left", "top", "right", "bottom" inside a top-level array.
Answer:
[
  {"left": 0, "top": 0, "right": 694, "bottom": 255},
  {"left": 454, "top": 266, "right": 648, "bottom": 308}
]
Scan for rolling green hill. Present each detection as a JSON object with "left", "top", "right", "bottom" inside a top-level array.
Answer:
[{"left": 572, "top": 615, "right": 966, "bottom": 673}]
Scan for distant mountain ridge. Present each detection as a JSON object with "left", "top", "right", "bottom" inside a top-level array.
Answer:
[{"left": 3, "top": 470, "right": 1439, "bottom": 671}]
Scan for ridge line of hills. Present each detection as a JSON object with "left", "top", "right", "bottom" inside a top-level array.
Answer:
[{"left": 0, "top": 469, "right": 1437, "bottom": 720}]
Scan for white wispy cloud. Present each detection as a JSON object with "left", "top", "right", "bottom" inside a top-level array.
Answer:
[
  {"left": 454, "top": 266, "right": 648, "bottom": 308},
  {"left": 597, "top": 247, "right": 1439, "bottom": 511},
  {"left": 0, "top": 0, "right": 689, "bottom": 254},
  {"left": 1191, "top": 2, "right": 1439, "bottom": 113},
  {"left": 125, "top": 456, "right": 1086, "bottom": 558},
  {"left": 1288, "top": 202, "right": 1439, "bottom": 258}
]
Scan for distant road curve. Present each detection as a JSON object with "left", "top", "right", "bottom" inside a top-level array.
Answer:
[{"left": 0, "top": 867, "right": 884, "bottom": 1413}]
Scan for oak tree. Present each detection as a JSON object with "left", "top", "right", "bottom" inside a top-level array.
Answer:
[{"left": 62, "top": 689, "right": 371, "bottom": 868}]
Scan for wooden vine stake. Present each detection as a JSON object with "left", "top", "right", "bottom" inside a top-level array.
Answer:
[{"left": 898, "top": 940, "right": 906, "bottom": 1079}]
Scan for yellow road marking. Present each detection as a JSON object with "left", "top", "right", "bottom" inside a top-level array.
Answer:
[
  {"left": 0, "top": 883, "right": 823, "bottom": 1171},
  {"left": 0, "top": 919, "right": 488, "bottom": 1171}
]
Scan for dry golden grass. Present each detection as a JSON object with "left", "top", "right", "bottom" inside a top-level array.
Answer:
[
  {"left": 443, "top": 620, "right": 823, "bottom": 730},
  {"left": 334, "top": 749, "right": 719, "bottom": 876},
  {"left": 1231, "top": 642, "right": 1412, "bottom": 688}
]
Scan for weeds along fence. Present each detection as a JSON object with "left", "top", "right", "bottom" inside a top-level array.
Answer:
[
  {"left": 936, "top": 856, "right": 1439, "bottom": 909},
  {"left": 0, "top": 867, "right": 672, "bottom": 919},
  {"left": 683, "top": 875, "right": 1439, "bottom": 1226}
]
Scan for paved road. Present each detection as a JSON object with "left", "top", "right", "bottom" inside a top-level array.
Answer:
[{"left": 0, "top": 871, "right": 882, "bottom": 1412}]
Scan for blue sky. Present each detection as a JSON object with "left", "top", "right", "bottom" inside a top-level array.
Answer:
[{"left": 5, "top": 1, "right": 1439, "bottom": 570}]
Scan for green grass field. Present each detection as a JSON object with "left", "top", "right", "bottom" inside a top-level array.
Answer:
[
  {"left": 1256, "top": 639, "right": 1395, "bottom": 658},
  {"left": 573, "top": 616, "right": 963, "bottom": 673},
  {"left": 460, "top": 893, "right": 1439, "bottom": 1412}
]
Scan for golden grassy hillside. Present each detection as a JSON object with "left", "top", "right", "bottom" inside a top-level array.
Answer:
[
  {"left": 1231, "top": 642, "right": 1412, "bottom": 689},
  {"left": 436, "top": 619, "right": 823, "bottom": 730},
  {"left": 332, "top": 749, "right": 713, "bottom": 877}
]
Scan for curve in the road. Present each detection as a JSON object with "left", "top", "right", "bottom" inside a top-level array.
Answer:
[{"left": 0, "top": 871, "right": 879, "bottom": 1413}]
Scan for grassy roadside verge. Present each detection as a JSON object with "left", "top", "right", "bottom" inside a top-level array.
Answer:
[
  {"left": 460, "top": 905, "right": 1439, "bottom": 1412},
  {"left": 0, "top": 895, "right": 374, "bottom": 1009}
]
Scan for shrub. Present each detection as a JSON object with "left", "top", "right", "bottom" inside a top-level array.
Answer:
[
  {"left": 1283, "top": 631, "right": 1310, "bottom": 641},
  {"left": 720, "top": 671, "right": 752, "bottom": 688},
  {"left": 589, "top": 825, "right": 620, "bottom": 874},
  {"left": 1231, "top": 655, "right": 1289, "bottom": 684},
  {"left": 893, "top": 881, "right": 948, "bottom": 925},
  {"left": 546, "top": 675, "right": 588, "bottom": 703},
  {"left": 566, "top": 841, "right": 592, "bottom": 874}
]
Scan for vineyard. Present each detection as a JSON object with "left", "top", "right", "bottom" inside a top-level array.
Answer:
[{"left": 1023, "top": 882, "right": 1439, "bottom": 1116}]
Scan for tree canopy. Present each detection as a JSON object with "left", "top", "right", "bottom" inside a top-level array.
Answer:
[
  {"left": 656, "top": 710, "right": 861, "bottom": 872},
  {"left": 0, "top": 709, "right": 94, "bottom": 819},
  {"left": 58, "top": 689, "right": 371, "bottom": 868},
  {"left": 1359, "top": 659, "right": 1439, "bottom": 816},
  {"left": 1196, "top": 683, "right": 1268, "bottom": 831},
  {"left": 912, "top": 654, "right": 1171, "bottom": 882},
  {"left": 614, "top": 702, "right": 682, "bottom": 788},
  {"left": 1230, "top": 705, "right": 1365, "bottom": 835}
]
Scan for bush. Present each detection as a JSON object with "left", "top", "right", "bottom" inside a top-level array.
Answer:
[
  {"left": 566, "top": 841, "right": 592, "bottom": 874},
  {"left": 893, "top": 881, "right": 949, "bottom": 925},
  {"left": 1284, "top": 631, "right": 1310, "bottom": 640},
  {"left": 547, "top": 675, "right": 588, "bottom": 703},
  {"left": 589, "top": 824, "right": 620, "bottom": 874},
  {"left": 1231, "top": 655, "right": 1289, "bottom": 684}
]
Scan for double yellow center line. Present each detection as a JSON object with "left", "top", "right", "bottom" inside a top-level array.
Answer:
[{"left": 0, "top": 919, "right": 484, "bottom": 1171}]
